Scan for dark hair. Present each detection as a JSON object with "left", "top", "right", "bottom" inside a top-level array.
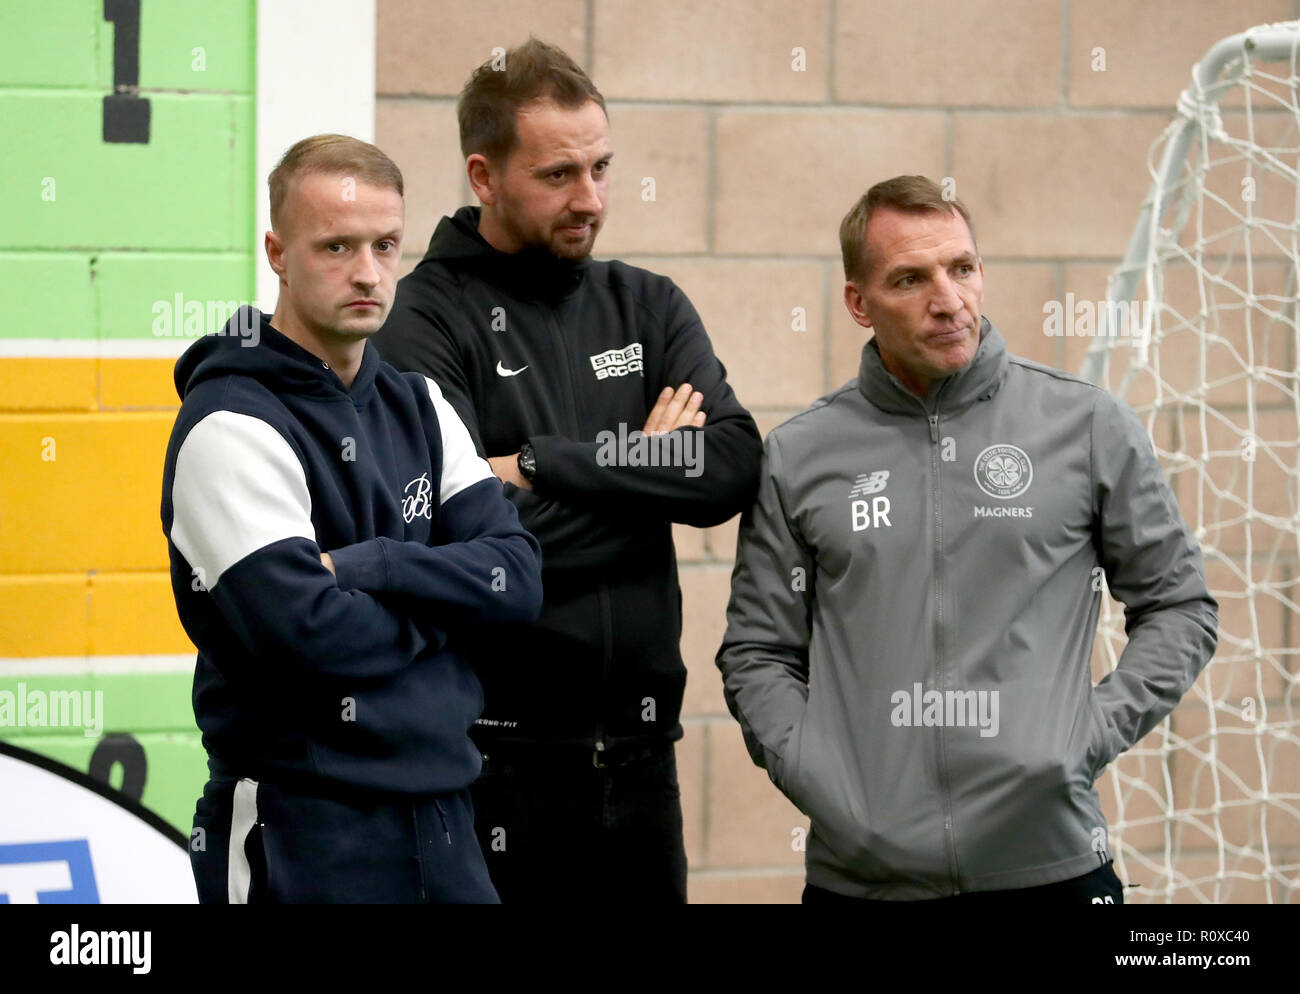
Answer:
[
  {"left": 458, "top": 36, "right": 606, "bottom": 164},
  {"left": 839, "top": 175, "right": 977, "bottom": 283},
  {"left": 268, "top": 134, "right": 404, "bottom": 232}
]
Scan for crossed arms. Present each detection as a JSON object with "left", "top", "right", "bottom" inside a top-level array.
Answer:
[{"left": 168, "top": 394, "right": 542, "bottom": 679}]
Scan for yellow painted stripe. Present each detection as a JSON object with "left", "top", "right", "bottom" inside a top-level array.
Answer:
[
  {"left": 0, "top": 412, "right": 178, "bottom": 572},
  {"left": 0, "top": 574, "right": 88, "bottom": 657},
  {"left": 90, "top": 573, "right": 195, "bottom": 655},
  {"left": 0, "top": 359, "right": 96, "bottom": 412},
  {"left": 0, "top": 573, "right": 193, "bottom": 658},
  {"left": 100, "top": 358, "right": 182, "bottom": 409},
  {"left": 0, "top": 358, "right": 180, "bottom": 412}
]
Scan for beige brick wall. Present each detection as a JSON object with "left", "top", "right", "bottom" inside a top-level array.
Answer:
[{"left": 377, "top": 0, "right": 1300, "bottom": 903}]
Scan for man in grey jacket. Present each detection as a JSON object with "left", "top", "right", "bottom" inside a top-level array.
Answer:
[{"left": 716, "top": 175, "right": 1218, "bottom": 903}]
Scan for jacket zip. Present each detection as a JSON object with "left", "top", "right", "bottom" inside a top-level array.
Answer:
[
  {"left": 411, "top": 806, "right": 426, "bottom": 901},
  {"left": 928, "top": 411, "right": 961, "bottom": 895},
  {"left": 433, "top": 798, "right": 452, "bottom": 845},
  {"left": 595, "top": 585, "right": 614, "bottom": 757},
  {"left": 543, "top": 300, "right": 611, "bottom": 755},
  {"left": 541, "top": 306, "right": 583, "bottom": 441}
]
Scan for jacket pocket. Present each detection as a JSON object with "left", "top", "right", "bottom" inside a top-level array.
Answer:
[
  {"left": 1083, "top": 690, "right": 1114, "bottom": 782},
  {"left": 776, "top": 710, "right": 867, "bottom": 863},
  {"left": 773, "top": 708, "right": 808, "bottom": 803}
]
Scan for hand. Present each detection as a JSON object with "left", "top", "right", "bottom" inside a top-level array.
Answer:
[
  {"left": 643, "top": 383, "right": 707, "bottom": 436},
  {"left": 320, "top": 552, "right": 336, "bottom": 575},
  {"left": 488, "top": 453, "right": 533, "bottom": 492}
]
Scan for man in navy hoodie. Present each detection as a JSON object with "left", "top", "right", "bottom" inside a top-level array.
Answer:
[{"left": 161, "top": 134, "right": 542, "bottom": 903}]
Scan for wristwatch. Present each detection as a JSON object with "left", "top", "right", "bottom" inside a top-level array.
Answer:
[{"left": 518, "top": 440, "right": 537, "bottom": 481}]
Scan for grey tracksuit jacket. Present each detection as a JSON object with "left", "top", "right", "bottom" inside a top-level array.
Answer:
[{"left": 716, "top": 318, "right": 1218, "bottom": 899}]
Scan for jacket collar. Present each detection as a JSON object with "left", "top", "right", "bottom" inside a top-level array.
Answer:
[
  {"left": 175, "top": 307, "right": 380, "bottom": 404},
  {"left": 857, "top": 316, "right": 1008, "bottom": 416},
  {"left": 422, "top": 205, "right": 589, "bottom": 301}
]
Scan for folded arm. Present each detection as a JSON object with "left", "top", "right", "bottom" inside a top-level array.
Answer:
[
  {"left": 328, "top": 377, "right": 542, "bottom": 625},
  {"left": 528, "top": 283, "right": 762, "bottom": 527},
  {"left": 169, "top": 411, "right": 437, "bottom": 680}
]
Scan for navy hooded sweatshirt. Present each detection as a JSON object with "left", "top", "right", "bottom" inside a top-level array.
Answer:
[{"left": 160, "top": 307, "right": 542, "bottom": 796}]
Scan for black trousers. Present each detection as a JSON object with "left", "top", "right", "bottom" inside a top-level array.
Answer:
[
  {"left": 469, "top": 741, "right": 688, "bottom": 904},
  {"left": 802, "top": 861, "right": 1125, "bottom": 904},
  {"left": 190, "top": 776, "right": 499, "bottom": 904}
]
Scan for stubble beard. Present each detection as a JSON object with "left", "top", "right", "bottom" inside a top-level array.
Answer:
[
  {"left": 550, "top": 222, "right": 599, "bottom": 260},
  {"left": 501, "top": 200, "right": 601, "bottom": 261}
]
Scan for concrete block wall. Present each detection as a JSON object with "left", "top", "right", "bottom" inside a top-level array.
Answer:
[{"left": 377, "top": 0, "right": 1300, "bottom": 902}]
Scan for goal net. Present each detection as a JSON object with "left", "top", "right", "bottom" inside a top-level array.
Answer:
[{"left": 1081, "top": 21, "right": 1300, "bottom": 903}]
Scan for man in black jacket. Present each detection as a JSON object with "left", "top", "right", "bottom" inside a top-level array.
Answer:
[{"left": 373, "top": 38, "right": 762, "bottom": 903}]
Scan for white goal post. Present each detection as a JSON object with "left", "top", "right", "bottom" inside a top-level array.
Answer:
[{"left": 1081, "top": 21, "right": 1300, "bottom": 903}]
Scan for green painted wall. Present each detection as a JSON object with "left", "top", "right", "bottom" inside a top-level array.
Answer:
[
  {"left": 0, "top": 672, "right": 206, "bottom": 832},
  {"left": 0, "top": 0, "right": 257, "bottom": 834},
  {"left": 0, "top": 0, "right": 256, "bottom": 344}
]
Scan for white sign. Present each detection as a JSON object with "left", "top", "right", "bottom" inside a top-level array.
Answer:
[{"left": 0, "top": 746, "right": 196, "bottom": 903}]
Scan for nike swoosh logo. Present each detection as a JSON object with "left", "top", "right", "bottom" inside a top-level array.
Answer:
[{"left": 496, "top": 361, "right": 529, "bottom": 377}]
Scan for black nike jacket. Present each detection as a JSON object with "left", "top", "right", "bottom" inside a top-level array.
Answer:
[{"left": 372, "top": 206, "right": 762, "bottom": 753}]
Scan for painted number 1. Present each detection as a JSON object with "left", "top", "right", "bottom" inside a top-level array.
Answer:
[{"left": 102, "top": 0, "right": 150, "bottom": 143}]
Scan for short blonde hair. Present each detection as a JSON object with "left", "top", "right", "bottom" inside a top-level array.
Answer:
[{"left": 268, "top": 134, "right": 404, "bottom": 232}]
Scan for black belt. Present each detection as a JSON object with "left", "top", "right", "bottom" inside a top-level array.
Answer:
[
  {"left": 588, "top": 742, "right": 666, "bottom": 769},
  {"left": 480, "top": 741, "right": 669, "bottom": 771}
]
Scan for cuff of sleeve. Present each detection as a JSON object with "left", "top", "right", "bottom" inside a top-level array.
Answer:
[
  {"left": 329, "top": 538, "right": 389, "bottom": 592},
  {"left": 526, "top": 433, "right": 565, "bottom": 493}
]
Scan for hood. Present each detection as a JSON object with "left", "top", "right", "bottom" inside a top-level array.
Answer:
[
  {"left": 857, "top": 316, "right": 1008, "bottom": 417},
  {"left": 173, "top": 306, "right": 380, "bottom": 403},
  {"left": 420, "top": 205, "right": 589, "bottom": 299}
]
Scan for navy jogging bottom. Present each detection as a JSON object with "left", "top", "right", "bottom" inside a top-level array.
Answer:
[{"left": 190, "top": 776, "right": 499, "bottom": 904}]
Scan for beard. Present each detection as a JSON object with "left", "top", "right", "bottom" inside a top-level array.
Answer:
[
  {"left": 548, "top": 220, "right": 599, "bottom": 259},
  {"left": 498, "top": 198, "right": 602, "bottom": 261}
]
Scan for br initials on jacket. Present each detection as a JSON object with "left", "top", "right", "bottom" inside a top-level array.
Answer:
[{"left": 850, "top": 470, "right": 892, "bottom": 531}]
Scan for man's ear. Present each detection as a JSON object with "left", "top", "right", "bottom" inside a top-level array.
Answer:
[
  {"left": 265, "top": 230, "right": 286, "bottom": 279},
  {"left": 844, "top": 282, "right": 873, "bottom": 330},
  {"left": 467, "top": 153, "right": 497, "bottom": 206}
]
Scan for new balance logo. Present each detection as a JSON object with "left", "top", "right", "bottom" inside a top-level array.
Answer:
[
  {"left": 850, "top": 470, "right": 891, "bottom": 531},
  {"left": 590, "top": 344, "right": 643, "bottom": 380},
  {"left": 496, "top": 361, "right": 528, "bottom": 377},
  {"left": 849, "top": 470, "right": 889, "bottom": 498}
]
